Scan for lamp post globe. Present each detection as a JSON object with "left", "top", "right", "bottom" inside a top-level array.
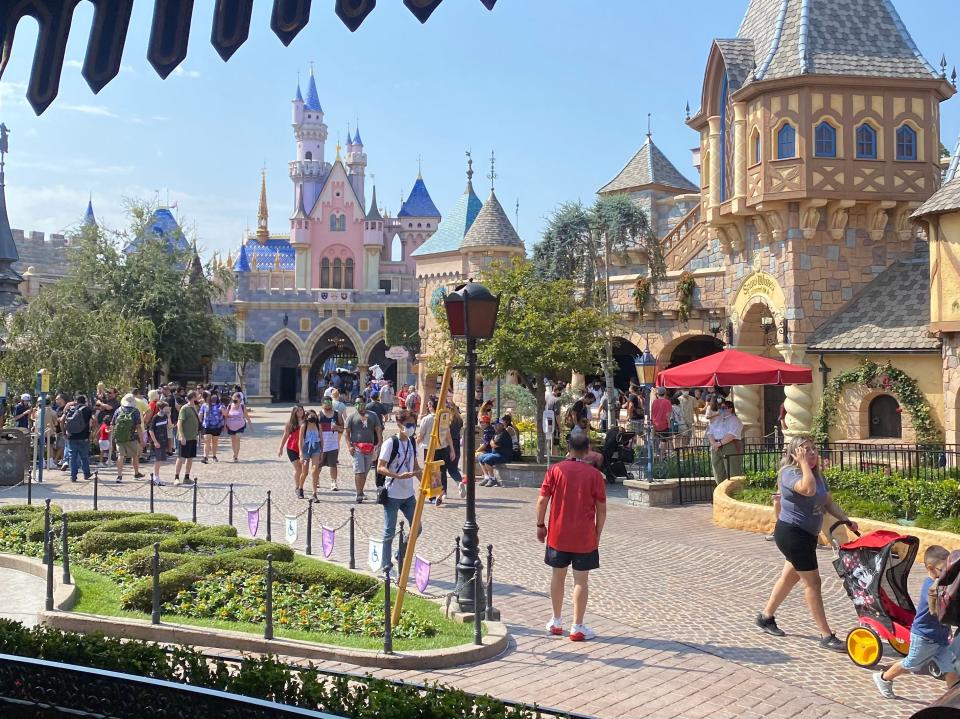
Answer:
[
  {"left": 634, "top": 347, "right": 657, "bottom": 479},
  {"left": 443, "top": 280, "right": 499, "bottom": 615}
]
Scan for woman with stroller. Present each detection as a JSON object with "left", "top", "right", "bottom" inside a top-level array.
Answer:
[{"left": 756, "top": 435, "right": 858, "bottom": 651}]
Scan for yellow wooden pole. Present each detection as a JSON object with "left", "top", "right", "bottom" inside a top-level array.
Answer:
[{"left": 392, "top": 362, "right": 452, "bottom": 625}]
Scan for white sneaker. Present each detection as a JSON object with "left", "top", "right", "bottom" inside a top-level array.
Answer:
[
  {"left": 545, "top": 617, "right": 563, "bottom": 636},
  {"left": 873, "top": 671, "right": 896, "bottom": 699},
  {"left": 569, "top": 624, "right": 596, "bottom": 642}
]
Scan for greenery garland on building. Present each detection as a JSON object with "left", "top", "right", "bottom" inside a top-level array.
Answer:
[
  {"left": 632, "top": 276, "right": 652, "bottom": 318},
  {"left": 812, "top": 360, "right": 940, "bottom": 446},
  {"left": 676, "top": 271, "right": 696, "bottom": 322}
]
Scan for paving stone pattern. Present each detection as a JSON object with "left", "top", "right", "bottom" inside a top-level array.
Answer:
[{"left": 0, "top": 405, "right": 946, "bottom": 718}]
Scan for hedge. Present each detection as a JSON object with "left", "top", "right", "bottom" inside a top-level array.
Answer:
[{"left": 0, "top": 619, "right": 541, "bottom": 719}]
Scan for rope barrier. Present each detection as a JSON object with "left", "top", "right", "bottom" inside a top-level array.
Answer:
[
  {"left": 0, "top": 480, "right": 26, "bottom": 493},
  {"left": 196, "top": 487, "right": 231, "bottom": 505},
  {"left": 240, "top": 498, "right": 268, "bottom": 513}
]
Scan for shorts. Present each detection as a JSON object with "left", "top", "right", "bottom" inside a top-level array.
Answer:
[
  {"left": 153, "top": 444, "right": 168, "bottom": 461},
  {"left": 352, "top": 449, "right": 376, "bottom": 476},
  {"left": 116, "top": 440, "right": 139, "bottom": 460},
  {"left": 204, "top": 426, "right": 223, "bottom": 437},
  {"left": 286, "top": 448, "right": 300, "bottom": 463},
  {"left": 320, "top": 449, "right": 339, "bottom": 468},
  {"left": 901, "top": 634, "right": 959, "bottom": 674},
  {"left": 544, "top": 545, "right": 600, "bottom": 572},
  {"left": 478, "top": 452, "right": 509, "bottom": 466},
  {"left": 302, "top": 443, "right": 321, "bottom": 460},
  {"left": 98, "top": 440, "right": 111, "bottom": 453},
  {"left": 774, "top": 520, "right": 819, "bottom": 572},
  {"left": 226, "top": 424, "right": 246, "bottom": 435},
  {"left": 178, "top": 439, "right": 198, "bottom": 459}
]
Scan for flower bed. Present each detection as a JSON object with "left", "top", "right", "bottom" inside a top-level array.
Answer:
[
  {"left": 735, "top": 467, "right": 960, "bottom": 531},
  {"left": 0, "top": 504, "right": 471, "bottom": 650}
]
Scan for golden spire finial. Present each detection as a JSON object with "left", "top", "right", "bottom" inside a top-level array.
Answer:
[{"left": 257, "top": 167, "right": 269, "bottom": 241}]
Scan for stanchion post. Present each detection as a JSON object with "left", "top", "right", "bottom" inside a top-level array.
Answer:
[
  {"left": 191, "top": 481, "right": 198, "bottom": 523},
  {"left": 42, "top": 498, "right": 51, "bottom": 565},
  {"left": 149, "top": 479, "right": 154, "bottom": 514},
  {"left": 264, "top": 553, "right": 274, "bottom": 641},
  {"left": 266, "top": 490, "right": 272, "bottom": 543},
  {"left": 349, "top": 507, "right": 355, "bottom": 569},
  {"left": 473, "top": 559, "right": 483, "bottom": 645},
  {"left": 397, "top": 520, "right": 406, "bottom": 570},
  {"left": 93, "top": 471, "right": 98, "bottom": 510},
  {"left": 26, "top": 457, "right": 31, "bottom": 505},
  {"left": 151, "top": 542, "right": 161, "bottom": 625},
  {"left": 228, "top": 484, "right": 234, "bottom": 527},
  {"left": 45, "top": 530, "right": 54, "bottom": 611},
  {"left": 383, "top": 566, "right": 393, "bottom": 655},
  {"left": 486, "top": 543, "right": 499, "bottom": 621},
  {"left": 61, "top": 515, "right": 71, "bottom": 585},
  {"left": 305, "top": 499, "right": 313, "bottom": 555}
]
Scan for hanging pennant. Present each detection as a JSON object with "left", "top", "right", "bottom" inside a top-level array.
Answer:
[
  {"left": 414, "top": 554, "right": 431, "bottom": 593},
  {"left": 247, "top": 508, "right": 260, "bottom": 537},
  {"left": 285, "top": 515, "right": 298, "bottom": 545},
  {"left": 368, "top": 538, "right": 385, "bottom": 572},
  {"left": 321, "top": 526, "right": 335, "bottom": 558}
]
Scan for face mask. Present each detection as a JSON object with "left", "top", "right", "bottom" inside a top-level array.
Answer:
[{"left": 404, "top": 423, "right": 416, "bottom": 432}]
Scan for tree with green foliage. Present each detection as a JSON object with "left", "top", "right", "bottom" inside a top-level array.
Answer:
[
  {"left": 533, "top": 194, "right": 661, "bottom": 426},
  {"left": 431, "top": 258, "right": 609, "bottom": 461},
  {"left": 0, "top": 200, "right": 232, "bottom": 393},
  {"left": 227, "top": 341, "right": 264, "bottom": 387}
]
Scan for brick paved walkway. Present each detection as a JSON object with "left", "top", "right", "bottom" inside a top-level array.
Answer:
[{"left": 0, "top": 405, "right": 945, "bottom": 718}]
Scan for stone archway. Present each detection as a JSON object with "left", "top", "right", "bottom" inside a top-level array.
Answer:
[
  {"left": 308, "top": 328, "right": 360, "bottom": 403},
  {"left": 260, "top": 328, "right": 307, "bottom": 400},
  {"left": 269, "top": 339, "right": 302, "bottom": 402},
  {"left": 303, "top": 317, "right": 365, "bottom": 368}
]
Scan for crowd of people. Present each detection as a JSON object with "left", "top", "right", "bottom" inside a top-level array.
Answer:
[{"left": 8, "top": 382, "right": 252, "bottom": 486}]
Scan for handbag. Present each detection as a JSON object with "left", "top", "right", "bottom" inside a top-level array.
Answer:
[
  {"left": 355, "top": 442, "right": 375, "bottom": 455},
  {"left": 376, "top": 479, "right": 391, "bottom": 505}
]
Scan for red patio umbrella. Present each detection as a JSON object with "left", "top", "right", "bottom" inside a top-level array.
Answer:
[{"left": 654, "top": 349, "right": 813, "bottom": 388}]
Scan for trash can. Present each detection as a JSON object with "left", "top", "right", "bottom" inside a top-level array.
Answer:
[{"left": 0, "top": 428, "right": 28, "bottom": 486}]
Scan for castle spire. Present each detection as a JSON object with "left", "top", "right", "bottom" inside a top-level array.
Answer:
[
  {"left": 257, "top": 168, "right": 269, "bottom": 240},
  {"left": 304, "top": 62, "right": 322, "bottom": 112},
  {"left": 84, "top": 194, "right": 97, "bottom": 226}
]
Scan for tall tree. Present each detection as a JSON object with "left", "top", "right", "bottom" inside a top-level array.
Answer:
[
  {"left": 428, "top": 258, "right": 609, "bottom": 461},
  {"left": 533, "top": 194, "right": 662, "bottom": 425}
]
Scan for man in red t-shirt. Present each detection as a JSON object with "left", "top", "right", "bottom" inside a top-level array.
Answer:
[
  {"left": 650, "top": 387, "right": 673, "bottom": 459},
  {"left": 536, "top": 434, "right": 607, "bottom": 642}
]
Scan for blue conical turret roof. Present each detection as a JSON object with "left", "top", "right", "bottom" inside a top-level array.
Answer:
[
  {"left": 84, "top": 198, "right": 96, "bottom": 226},
  {"left": 236, "top": 243, "right": 251, "bottom": 272},
  {"left": 305, "top": 70, "right": 322, "bottom": 112},
  {"left": 412, "top": 177, "right": 482, "bottom": 257},
  {"left": 295, "top": 82, "right": 303, "bottom": 103},
  {"left": 398, "top": 176, "right": 440, "bottom": 218},
  {"left": 354, "top": 126, "right": 363, "bottom": 146}
]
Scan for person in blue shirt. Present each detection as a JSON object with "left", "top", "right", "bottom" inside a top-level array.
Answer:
[{"left": 874, "top": 544, "right": 958, "bottom": 698}]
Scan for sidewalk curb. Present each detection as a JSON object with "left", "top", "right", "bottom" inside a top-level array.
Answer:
[{"left": 0, "top": 553, "right": 76, "bottom": 611}]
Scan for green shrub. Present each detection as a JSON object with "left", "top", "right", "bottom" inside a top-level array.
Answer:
[
  {"left": 76, "top": 531, "right": 170, "bottom": 556},
  {"left": 0, "top": 619, "right": 532, "bottom": 719}
]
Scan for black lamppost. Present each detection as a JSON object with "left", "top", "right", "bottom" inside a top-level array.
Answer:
[
  {"left": 634, "top": 346, "right": 657, "bottom": 480},
  {"left": 444, "top": 280, "right": 499, "bottom": 614}
]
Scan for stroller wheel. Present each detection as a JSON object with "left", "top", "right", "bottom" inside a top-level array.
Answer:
[
  {"left": 888, "top": 635, "right": 910, "bottom": 657},
  {"left": 846, "top": 626, "right": 882, "bottom": 669}
]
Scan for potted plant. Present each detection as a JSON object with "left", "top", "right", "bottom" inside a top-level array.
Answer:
[{"left": 677, "top": 271, "right": 696, "bottom": 322}]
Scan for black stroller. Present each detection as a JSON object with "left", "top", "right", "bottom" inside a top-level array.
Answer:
[{"left": 601, "top": 427, "right": 635, "bottom": 484}]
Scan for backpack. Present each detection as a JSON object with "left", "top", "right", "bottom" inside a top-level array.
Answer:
[
  {"left": 202, "top": 403, "right": 224, "bottom": 429},
  {"left": 64, "top": 406, "right": 87, "bottom": 436},
  {"left": 375, "top": 435, "right": 414, "bottom": 488},
  {"left": 930, "top": 550, "right": 960, "bottom": 626},
  {"left": 113, "top": 409, "right": 134, "bottom": 443}
]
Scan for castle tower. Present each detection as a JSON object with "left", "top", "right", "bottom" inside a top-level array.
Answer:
[
  {"left": 289, "top": 66, "right": 329, "bottom": 222},
  {"left": 256, "top": 168, "right": 269, "bottom": 240},
  {"left": 346, "top": 126, "right": 367, "bottom": 208},
  {"left": 0, "top": 137, "right": 22, "bottom": 308},
  {"left": 363, "top": 185, "right": 383, "bottom": 290},
  {"left": 84, "top": 196, "right": 97, "bottom": 227},
  {"left": 397, "top": 168, "right": 441, "bottom": 263}
]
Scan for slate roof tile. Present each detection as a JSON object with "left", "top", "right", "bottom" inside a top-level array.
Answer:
[{"left": 599, "top": 135, "right": 699, "bottom": 195}]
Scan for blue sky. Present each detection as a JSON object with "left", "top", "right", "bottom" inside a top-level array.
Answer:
[{"left": 0, "top": 0, "right": 957, "bottom": 258}]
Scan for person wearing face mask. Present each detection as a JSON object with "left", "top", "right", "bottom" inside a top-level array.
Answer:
[
  {"left": 707, "top": 399, "right": 743, "bottom": 483},
  {"left": 345, "top": 398, "right": 383, "bottom": 503}
]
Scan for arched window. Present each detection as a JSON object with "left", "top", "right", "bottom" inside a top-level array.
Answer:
[
  {"left": 751, "top": 128, "right": 761, "bottom": 165},
  {"left": 856, "top": 124, "right": 877, "bottom": 159},
  {"left": 814, "top": 122, "right": 836, "bottom": 158},
  {"left": 896, "top": 124, "right": 917, "bottom": 161},
  {"left": 338, "top": 215, "right": 347, "bottom": 231},
  {"left": 329, "top": 215, "right": 337, "bottom": 231},
  {"left": 305, "top": 151, "right": 313, "bottom": 161},
  {"left": 344, "top": 258, "right": 354, "bottom": 289},
  {"left": 332, "top": 258, "right": 342, "bottom": 288},
  {"left": 320, "top": 257, "right": 330, "bottom": 287},
  {"left": 869, "top": 395, "right": 902, "bottom": 438},
  {"left": 776, "top": 124, "right": 796, "bottom": 159}
]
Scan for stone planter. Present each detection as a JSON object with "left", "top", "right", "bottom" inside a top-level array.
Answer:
[
  {"left": 494, "top": 463, "right": 549, "bottom": 488},
  {"left": 623, "top": 479, "right": 679, "bottom": 507}
]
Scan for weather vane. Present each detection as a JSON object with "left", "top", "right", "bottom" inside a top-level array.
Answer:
[
  {"left": 466, "top": 149, "right": 473, "bottom": 181},
  {"left": 487, "top": 150, "right": 497, "bottom": 192}
]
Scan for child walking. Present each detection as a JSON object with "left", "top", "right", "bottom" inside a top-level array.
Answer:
[
  {"left": 874, "top": 544, "right": 958, "bottom": 698},
  {"left": 148, "top": 400, "right": 170, "bottom": 486},
  {"left": 97, "top": 418, "right": 111, "bottom": 466}
]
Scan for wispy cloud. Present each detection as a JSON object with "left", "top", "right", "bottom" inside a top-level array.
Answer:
[
  {"left": 65, "top": 58, "right": 135, "bottom": 74},
  {"left": 172, "top": 66, "right": 201, "bottom": 79},
  {"left": 0, "top": 81, "right": 29, "bottom": 110},
  {"left": 60, "top": 104, "right": 118, "bottom": 118}
]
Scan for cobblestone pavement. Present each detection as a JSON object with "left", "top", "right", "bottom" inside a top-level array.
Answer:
[
  {"left": 0, "top": 567, "right": 43, "bottom": 627},
  {"left": 0, "top": 405, "right": 945, "bottom": 718}
]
